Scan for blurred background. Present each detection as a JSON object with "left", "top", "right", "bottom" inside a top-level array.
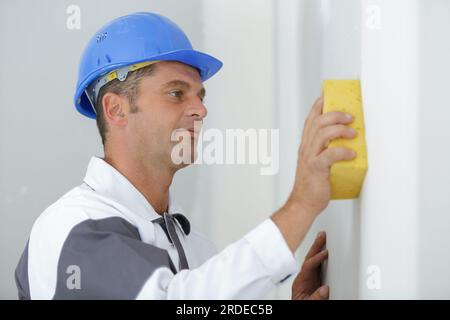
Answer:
[{"left": 1, "top": 0, "right": 450, "bottom": 299}]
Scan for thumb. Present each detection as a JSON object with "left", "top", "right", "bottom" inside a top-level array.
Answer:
[{"left": 307, "top": 285, "right": 329, "bottom": 300}]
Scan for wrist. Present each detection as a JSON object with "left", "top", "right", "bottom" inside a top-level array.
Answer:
[
  {"left": 284, "top": 197, "right": 319, "bottom": 219},
  {"left": 271, "top": 200, "right": 317, "bottom": 253}
]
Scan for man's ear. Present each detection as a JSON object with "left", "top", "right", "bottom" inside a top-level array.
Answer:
[{"left": 101, "top": 92, "right": 129, "bottom": 127}]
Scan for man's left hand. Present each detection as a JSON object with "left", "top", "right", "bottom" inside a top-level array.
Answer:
[{"left": 291, "top": 231, "right": 329, "bottom": 300}]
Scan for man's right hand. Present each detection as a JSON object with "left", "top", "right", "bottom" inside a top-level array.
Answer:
[{"left": 272, "top": 95, "right": 356, "bottom": 253}]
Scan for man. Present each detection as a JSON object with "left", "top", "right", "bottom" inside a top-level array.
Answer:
[{"left": 15, "top": 12, "right": 356, "bottom": 299}]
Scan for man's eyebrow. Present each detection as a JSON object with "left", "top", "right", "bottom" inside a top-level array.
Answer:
[{"left": 161, "top": 80, "right": 206, "bottom": 96}]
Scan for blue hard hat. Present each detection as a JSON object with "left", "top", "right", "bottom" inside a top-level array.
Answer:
[{"left": 74, "top": 12, "right": 223, "bottom": 119}]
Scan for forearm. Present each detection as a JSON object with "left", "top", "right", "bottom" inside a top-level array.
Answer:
[{"left": 271, "top": 200, "right": 317, "bottom": 254}]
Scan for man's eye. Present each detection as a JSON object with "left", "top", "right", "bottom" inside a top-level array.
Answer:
[{"left": 169, "top": 90, "right": 183, "bottom": 99}]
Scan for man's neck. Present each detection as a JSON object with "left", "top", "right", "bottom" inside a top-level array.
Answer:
[{"left": 103, "top": 153, "right": 175, "bottom": 215}]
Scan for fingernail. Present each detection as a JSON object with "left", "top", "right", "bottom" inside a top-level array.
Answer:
[
  {"left": 346, "top": 113, "right": 353, "bottom": 120},
  {"left": 350, "top": 150, "right": 356, "bottom": 157},
  {"left": 349, "top": 128, "right": 356, "bottom": 135},
  {"left": 319, "top": 286, "right": 329, "bottom": 297},
  {"left": 317, "top": 231, "right": 325, "bottom": 238}
]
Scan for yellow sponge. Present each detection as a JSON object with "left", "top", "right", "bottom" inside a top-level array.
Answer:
[{"left": 323, "top": 79, "right": 368, "bottom": 199}]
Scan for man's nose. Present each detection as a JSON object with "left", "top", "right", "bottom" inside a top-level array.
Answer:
[{"left": 186, "top": 99, "right": 208, "bottom": 120}]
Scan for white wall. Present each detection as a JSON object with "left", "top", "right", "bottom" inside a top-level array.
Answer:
[
  {"left": 359, "top": 0, "right": 420, "bottom": 299},
  {"left": 290, "top": 0, "right": 450, "bottom": 299},
  {"left": 418, "top": 0, "right": 450, "bottom": 299},
  {"left": 275, "top": 0, "right": 450, "bottom": 299}
]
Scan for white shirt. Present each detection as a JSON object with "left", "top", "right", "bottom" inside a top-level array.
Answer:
[{"left": 15, "top": 156, "right": 299, "bottom": 299}]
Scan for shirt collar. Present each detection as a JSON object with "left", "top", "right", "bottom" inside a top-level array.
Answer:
[{"left": 82, "top": 156, "right": 190, "bottom": 235}]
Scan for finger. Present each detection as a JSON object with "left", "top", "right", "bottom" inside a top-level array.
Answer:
[
  {"left": 300, "top": 96, "right": 325, "bottom": 155},
  {"left": 312, "top": 95, "right": 324, "bottom": 117},
  {"left": 305, "top": 231, "right": 327, "bottom": 260},
  {"left": 300, "top": 92, "right": 323, "bottom": 150},
  {"left": 317, "top": 147, "right": 356, "bottom": 171},
  {"left": 309, "top": 111, "right": 354, "bottom": 147},
  {"left": 304, "top": 249, "right": 328, "bottom": 270},
  {"left": 312, "top": 124, "right": 357, "bottom": 156},
  {"left": 316, "top": 111, "right": 354, "bottom": 129},
  {"left": 307, "top": 285, "right": 329, "bottom": 300},
  {"left": 303, "top": 96, "right": 324, "bottom": 135}
]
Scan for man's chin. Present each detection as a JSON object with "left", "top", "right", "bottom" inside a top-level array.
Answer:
[{"left": 171, "top": 152, "right": 198, "bottom": 171}]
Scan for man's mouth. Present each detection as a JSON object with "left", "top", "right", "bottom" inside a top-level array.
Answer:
[{"left": 187, "top": 129, "right": 199, "bottom": 139}]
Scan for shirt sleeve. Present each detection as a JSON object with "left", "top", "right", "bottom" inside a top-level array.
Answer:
[{"left": 136, "top": 218, "right": 299, "bottom": 299}]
